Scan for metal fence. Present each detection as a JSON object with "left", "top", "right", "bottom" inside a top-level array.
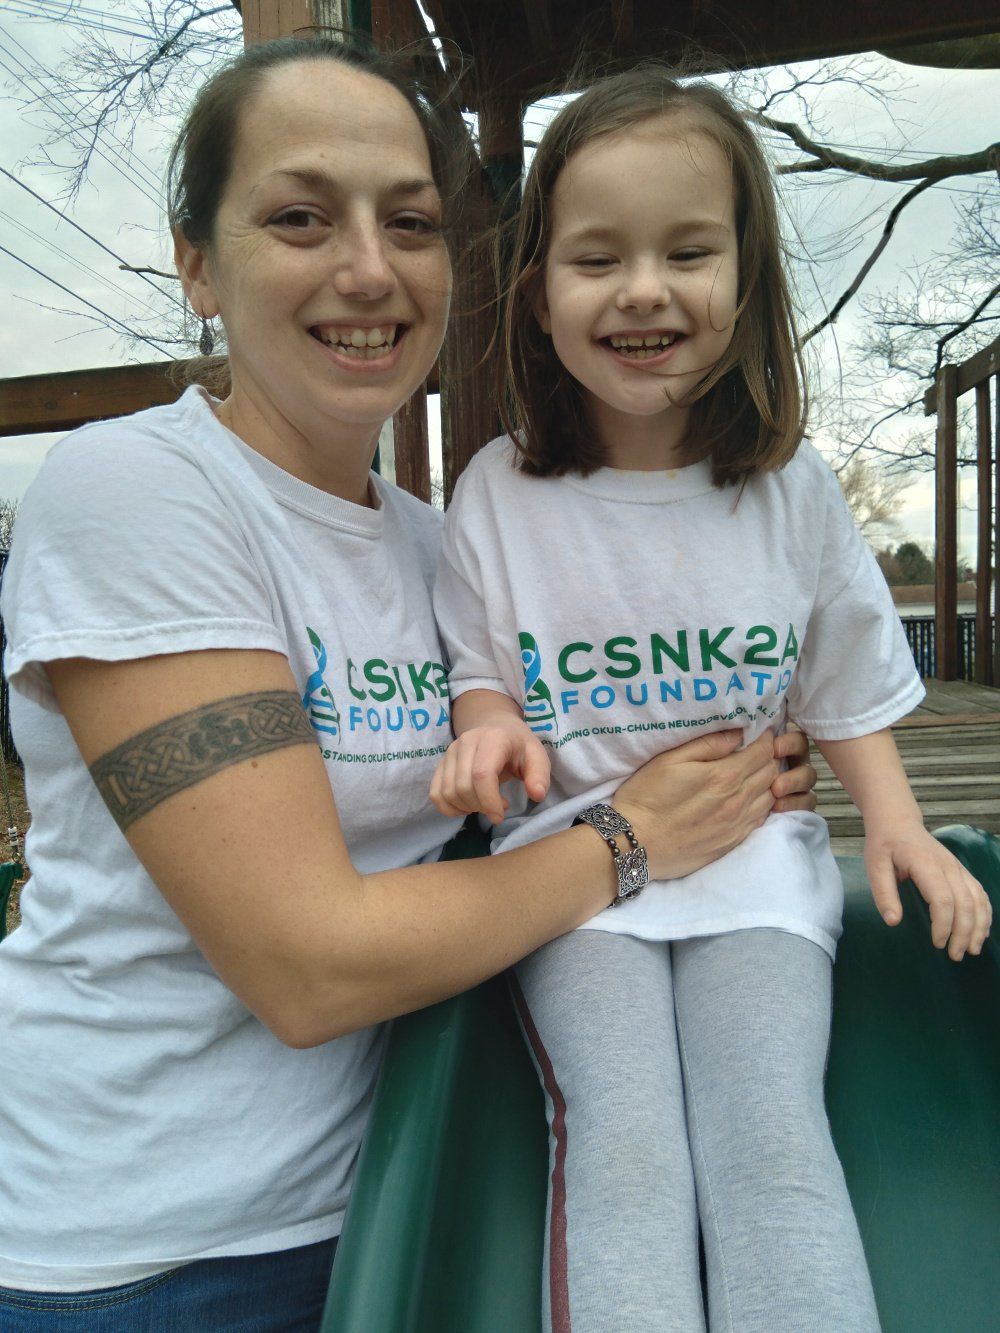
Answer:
[
  {"left": 900, "top": 612, "right": 992, "bottom": 681},
  {"left": 0, "top": 550, "right": 15, "bottom": 765}
]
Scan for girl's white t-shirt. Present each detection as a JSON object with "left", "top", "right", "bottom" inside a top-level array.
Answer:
[
  {"left": 435, "top": 436, "right": 924, "bottom": 959},
  {"left": 0, "top": 387, "right": 459, "bottom": 1290}
]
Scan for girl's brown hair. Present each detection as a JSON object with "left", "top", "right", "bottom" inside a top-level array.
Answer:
[{"left": 500, "top": 64, "right": 807, "bottom": 486}]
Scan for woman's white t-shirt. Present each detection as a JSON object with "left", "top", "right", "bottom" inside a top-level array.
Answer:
[{"left": 0, "top": 387, "right": 459, "bottom": 1290}]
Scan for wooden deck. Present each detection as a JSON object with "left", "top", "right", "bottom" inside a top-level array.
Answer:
[{"left": 816, "top": 679, "right": 1000, "bottom": 856}]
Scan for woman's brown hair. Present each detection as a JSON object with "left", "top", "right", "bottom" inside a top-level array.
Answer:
[
  {"left": 166, "top": 34, "right": 475, "bottom": 389},
  {"left": 500, "top": 64, "right": 807, "bottom": 486}
]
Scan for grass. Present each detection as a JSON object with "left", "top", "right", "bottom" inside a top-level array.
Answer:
[{"left": 1, "top": 763, "right": 29, "bottom": 936}]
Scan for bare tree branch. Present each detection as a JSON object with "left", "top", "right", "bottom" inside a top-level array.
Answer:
[
  {"left": 800, "top": 178, "right": 936, "bottom": 344},
  {"left": 757, "top": 113, "right": 1000, "bottom": 184}
]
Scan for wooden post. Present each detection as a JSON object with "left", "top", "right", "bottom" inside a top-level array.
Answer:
[
  {"left": 439, "top": 76, "right": 521, "bottom": 504},
  {"left": 975, "top": 380, "right": 992, "bottom": 684},
  {"left": 994, "top": 374, "right": 1000, "bottom": 690},
  {"left": 391, "top": 383, "right": 431, "bottom": 501},
  {"left": 366, "top": 0, "right": 434, "bottom": 500},
  {"left": 934, "top": 364, "right": 958, "bottom": 680},
  {"left": 242, "top": 0, "right": 345, "bottom": 44}
]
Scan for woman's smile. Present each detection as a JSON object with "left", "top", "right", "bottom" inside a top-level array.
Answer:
[{"left": 175, "top": 59, "right": 451, "bottom": 496}]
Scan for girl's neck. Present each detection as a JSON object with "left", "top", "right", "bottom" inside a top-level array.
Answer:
[{"left": 589, "top": 399, "right": 692, "bottom": 471}]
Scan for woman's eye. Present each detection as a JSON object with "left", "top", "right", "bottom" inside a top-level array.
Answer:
[
  {"left": 390, "top": 214, "right": 441, "bottom": 236},
  {"left": 270, "top": 208, "right": 323, "bottom": 230}
]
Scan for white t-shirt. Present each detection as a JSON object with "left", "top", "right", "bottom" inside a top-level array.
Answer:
[
  {"left": 435, "top": 436, "right": 924, "bottom": 959},
  {"left": 0, "top": 386, "right": 459, "bottom": 1290}
]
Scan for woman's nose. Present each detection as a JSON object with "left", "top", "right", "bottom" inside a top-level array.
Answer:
[{"left": 333, "top": 218, "right": 396, "bottom": 301}]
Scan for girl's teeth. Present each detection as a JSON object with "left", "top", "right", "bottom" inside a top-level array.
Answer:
[{"left": 608, "top": 333, "right": 678, "bottom": 352}]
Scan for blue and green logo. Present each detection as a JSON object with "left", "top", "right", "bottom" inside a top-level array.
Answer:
[
  {"left": 519, "top": 631, "right": 558, "bottom": 734},
  {"left": 303, "top": 627, "right": 341, "bottom": 741}
]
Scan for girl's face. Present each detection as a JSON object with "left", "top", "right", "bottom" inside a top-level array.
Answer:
[
  {"left": 176, "top": 59, "right": 452, "bottom": 485},
  {"left": 535, "top": 116, "right": 739, "bottom": 464}
]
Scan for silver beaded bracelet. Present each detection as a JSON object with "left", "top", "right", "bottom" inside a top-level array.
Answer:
[{"left": 572, "top": 803, "right": 650, "bottom": 907}]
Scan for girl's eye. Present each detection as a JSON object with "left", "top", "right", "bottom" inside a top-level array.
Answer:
[
  {"left": 673, "top": 249, "right": 710, "bottom": 262},
  {"left": 270, "top": 208, "right": 324, "bottom": 231},
  {"left": 575, "top": 256, "right": 615, "bottom": 269}
]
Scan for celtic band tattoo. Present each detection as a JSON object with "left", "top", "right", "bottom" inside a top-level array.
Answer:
[{"left": 90, "top": 690, "right": 318, "bottom": 832}]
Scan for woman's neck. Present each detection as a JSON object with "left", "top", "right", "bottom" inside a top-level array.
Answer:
[{"left": 215, "top": 381, "right": 379, "bottom": 507}]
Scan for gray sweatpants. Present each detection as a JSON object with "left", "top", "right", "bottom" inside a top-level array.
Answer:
[{"left": 511, "top": 928, "right": 881, "bottom": 1333}]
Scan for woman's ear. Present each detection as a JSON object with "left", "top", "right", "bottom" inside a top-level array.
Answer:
[{"left": 173, "top": 226, "right": 220, "bottom": 320}]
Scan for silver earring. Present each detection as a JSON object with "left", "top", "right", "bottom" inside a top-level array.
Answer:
[{"left": 199, "top": 316, "right": 215, "bottom": 357}]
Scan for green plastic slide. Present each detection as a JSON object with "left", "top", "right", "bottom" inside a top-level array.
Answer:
[{"left": 321, "top": 826, "right": 1000, "bottom": 1332}]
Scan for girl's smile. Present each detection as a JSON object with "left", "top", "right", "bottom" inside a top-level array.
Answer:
[{"left": 535, "top": 116, "right": 738, "bottom": 469}]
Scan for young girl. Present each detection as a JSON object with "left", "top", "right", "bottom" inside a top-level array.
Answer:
[{"left": 430, "top": 68, "right": 991, "bottom": 1333}]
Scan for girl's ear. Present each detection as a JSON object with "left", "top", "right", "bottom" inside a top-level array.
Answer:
[
  {"left": 526, "top": 265, "right": 552, "bottom": 334},
  {"left": 173, "top": 226, "right": 220, "bottom": 321}
]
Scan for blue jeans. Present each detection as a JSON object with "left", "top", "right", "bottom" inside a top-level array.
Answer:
[{"left": 0, "top": 1237, "right": 337, "bottom": 1331}]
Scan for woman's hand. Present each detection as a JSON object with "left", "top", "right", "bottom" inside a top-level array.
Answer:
[
  {"left": 771, "top": 728, "right": 818, "bottom": 813},
  {"left": 613, "top": 729, "right": 779, "bottom": 881}
]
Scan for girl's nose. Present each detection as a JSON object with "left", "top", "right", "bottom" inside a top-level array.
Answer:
[
  {"left": 332, "top": 218, "right": 396, "bottom": 302},
  {"left": 617, "top": 261, "right": 670, "bottom": 314}
]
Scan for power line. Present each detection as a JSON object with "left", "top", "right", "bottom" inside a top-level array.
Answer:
[
  {"left": 0, "top": 32, "right": 166, "bottom": 204},
  {"left": 0, "top": 242, "right": 177, "bottom": 357},
  {"left": 0, "top": 165, "right": 184, "bottom": 311},
  {"left": 0, "top": 207, "right": 176, "bottom": 322}
]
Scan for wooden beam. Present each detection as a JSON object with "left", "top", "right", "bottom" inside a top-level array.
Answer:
[
  {"left": 934, "top": 364, "right": 958, "bottom": 679},
  {"left": 923, "top": 336, "right": 1000, "bottom": 414},
  {"left": 0, "top": 362, "right": 182, "bottom": 436},
  {"left": 975, "top": 380, "right": 992, "bottom": 684}
]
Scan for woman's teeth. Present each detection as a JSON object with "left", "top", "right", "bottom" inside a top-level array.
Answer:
[
  {"left": 313, "top": 325, "right": 400, "bottom": 358},
  {"left": 607, "top": 332, "right": 680, "bottom": 358}
]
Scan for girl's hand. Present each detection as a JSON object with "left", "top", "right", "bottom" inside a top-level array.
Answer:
[
  {"left": 430, "top": 717, "right": 551, "bottom": 825},
  {"left": 771, "top": 728, "right": 818, "bottom": 813},
  {"left": 614, "top": 729, "right": 779, "bottom": 881},
  {"left": 864, "top": 821, "right": 993, "bottom": 960}
]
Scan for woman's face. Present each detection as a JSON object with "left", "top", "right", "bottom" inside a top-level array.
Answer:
[{"left": 178, "top": 58, "right": 452, "bottom": 466}]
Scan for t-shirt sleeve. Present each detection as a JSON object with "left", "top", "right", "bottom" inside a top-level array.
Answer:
[
  {"left": 2, "top": 424, "right": 285, "bottom": 711},
  {"left": 784, "top": 461, "right": 924, "bottom": 739},
  {"left": 433, "top": 461, "right": 514, "bottom": 702}
]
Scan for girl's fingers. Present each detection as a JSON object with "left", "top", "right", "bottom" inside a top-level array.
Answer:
[
  {"left": 460, "top": 735, "right": 508, "bottom": 825},
  {"left": 522, "top": 738, "right": 551, "bottom": 802},
  {"left": 947, "top": 872, "right": 980, "bottom": 959},
  {"left": 867, "top": 853, "right": 903, "bottom": 926}
]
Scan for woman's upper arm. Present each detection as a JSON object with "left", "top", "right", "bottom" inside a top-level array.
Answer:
[{"left": 46, "top": 648, "right": 363, "bottom": 1044}]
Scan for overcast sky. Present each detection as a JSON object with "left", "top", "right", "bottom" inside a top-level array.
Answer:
[{"left": 1, "top": 4, "right": 996, "bottom": 562}]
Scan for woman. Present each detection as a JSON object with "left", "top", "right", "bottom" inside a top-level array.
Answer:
[{"left": 0, "top": 37, "right": 818, "bottom": 1330}]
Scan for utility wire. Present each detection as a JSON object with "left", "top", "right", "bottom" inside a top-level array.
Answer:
[
  {"left": 0, "top": 166, "right": 183, "bottom": 310},
  {"left": 0, "top": 242, "right": 176, "bottom": 357},
  {"left": 0, "top": 33, "right": 165, "bottom": 204},
  {"left": 0, "top": 207, "right": 174, "bottom": 321}
]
